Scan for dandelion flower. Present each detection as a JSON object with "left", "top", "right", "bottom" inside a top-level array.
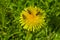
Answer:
[{"left": 20, "top": 6, "right": 46, "bottom": 32}]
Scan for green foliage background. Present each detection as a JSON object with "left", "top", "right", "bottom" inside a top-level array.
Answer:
[{"left": 0, "top": 0, "right": 60, "bottom": 40}]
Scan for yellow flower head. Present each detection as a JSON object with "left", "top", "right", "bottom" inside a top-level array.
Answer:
[{"left": 20, "top": 6, "right": 46, "bottom": 32}]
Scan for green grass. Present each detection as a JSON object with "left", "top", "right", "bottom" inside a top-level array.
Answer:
[{"left": 0, "top": 0, "right": 60, "bottom": 40}]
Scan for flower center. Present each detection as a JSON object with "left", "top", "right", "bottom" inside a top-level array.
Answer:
[{"left": 26, "top": 14, "right": 39, "bottom": 25}]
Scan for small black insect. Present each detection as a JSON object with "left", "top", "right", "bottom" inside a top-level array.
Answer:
[
  {"left": 22, "top": 14, "right": 26, "bottom": 19},
  {"left": 36, "top": 11, "right": 42, "bottom": 16},
  {"left": 27, "top": 9, "right": 31, "bottom": 14},
  {"left": 36, "top": 11, "right": 40, "bottom": 16}
]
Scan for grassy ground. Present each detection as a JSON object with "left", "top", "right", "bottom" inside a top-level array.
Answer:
[{"left": 0, "top": 0, "right": 60, "bottom": 40}]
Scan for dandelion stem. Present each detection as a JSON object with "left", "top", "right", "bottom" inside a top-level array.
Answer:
[{"left": 25, "top": 31, "right": 32, "bottom": 40}]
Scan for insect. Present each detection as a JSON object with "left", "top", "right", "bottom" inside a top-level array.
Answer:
[
  {"left": 27, "top": 9, "right": 31, "bottom": 14},
  {"left": 22, "top": 14, "right": 26, "bottom": 19}
]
